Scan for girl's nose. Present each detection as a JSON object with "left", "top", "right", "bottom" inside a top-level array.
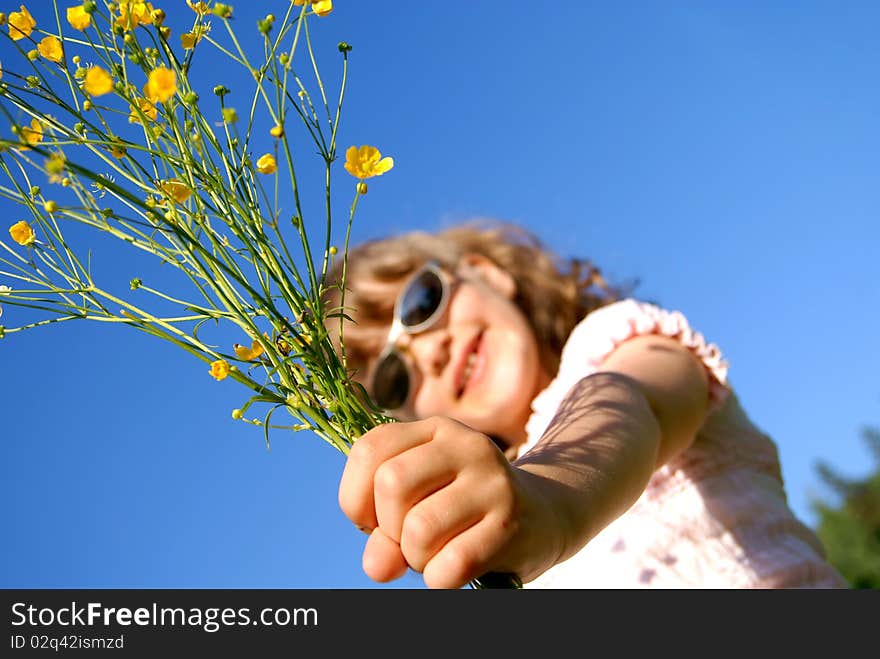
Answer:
[{"left": 397, "top": 329, "right": 451, "bottom": 378}]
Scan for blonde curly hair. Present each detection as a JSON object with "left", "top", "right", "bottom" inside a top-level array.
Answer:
[{"left": 323, "top": 219, "right": 628, "bottom": 387}]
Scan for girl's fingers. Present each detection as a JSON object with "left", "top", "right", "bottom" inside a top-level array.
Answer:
[
  {"left": 397, "top": 475, "right": 488, "bottom": 574},
  {"left": 338, "top": 420, "right": 436, "bottom": 530},
  {"left": 362, "top": 527, "right": 410, "bottom": 583},
  {"left": 421, "top": 514, "right": 516, "bottom": 589}
]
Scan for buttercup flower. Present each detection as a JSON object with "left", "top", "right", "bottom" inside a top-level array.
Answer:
[
  {"left": 146, "top": 66, "right": 176, "bottom": 103},
  {"left": 83, "top": 66, "right": 114, "bottom": 96},
  {"left": 9, "top": 220, "right": 36, "bottom": 246},
  {"left": 37, "top": 36, "right": 64, "bottom": 63},
  {"left": 8, "top": 5, "right": 36, "bottom": 41},
  {"left": 66, "top": 5, "right": 91, "bottom": 31},
  {"left": 180, "top": 32, "right": 201, "bottom": 49},
  {"left": 187, "top": 0, "right": 211, "bottom": 15},
  {"left": 116, "top": 1, "right": 155, "bottom": 31},
  {"left": 129, "top": 98, "right": 158, "bottom": 124},
  {"left": 209, "top": 359, "right": 230, "bottom": 381},
  {"left": 256, "top": 154, "right": 277, "bottom": 174},
  {"left": 45, "top": 152, "right": 66, "bottom": 183},
  {"left": 160, "top": 179, "right": 192, "bottom": 204},
  {"left": 344, "top": 145, "right": 394, "bottom": 180},
  {"left": 292, "top": 0, "right": 332, "bottom": 17},
  {"left": 233, "top": 336, "right": 266, "bottom": 361},
  {"left": 18, "top": 119, "right": 43, "bottom": 149}
]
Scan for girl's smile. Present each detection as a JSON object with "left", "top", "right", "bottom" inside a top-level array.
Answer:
[{"left": 369, "top": 253, "right": 553, "bottom": 450}]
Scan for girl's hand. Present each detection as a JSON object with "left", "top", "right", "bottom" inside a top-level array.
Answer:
[{"left": 338, "top": 416, "right": 564, "bottom": 588}]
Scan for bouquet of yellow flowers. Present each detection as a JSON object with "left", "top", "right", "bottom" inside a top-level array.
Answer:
[{"left": 0, "top": 1, "right": 515, "bottom": 589}]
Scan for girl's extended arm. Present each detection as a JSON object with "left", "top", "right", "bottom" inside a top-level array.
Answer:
[
  {"left": 514, "top": 333, "right": 711, "bottom": 573},
  {"left": 338, "top": 334, "right": 711, "bottom": 587}
]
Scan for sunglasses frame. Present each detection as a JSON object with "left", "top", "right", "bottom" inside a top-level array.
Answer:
[{"left": 369, "top": 261, "right": 456, "bottom": 413}]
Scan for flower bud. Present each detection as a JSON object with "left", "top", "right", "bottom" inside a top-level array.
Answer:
[
  {"left": 213, "top": 85, "right": 229, "bottom": 97},
  {"left": 0, "top": 13, "right": 6, "bottom": 26},
  {"left": 29, "top": 185, "right": 41, "bottom": 197},
  {"left": 338, "top": 42, "right": 352, "bottom": 53},
  {"left": 83, "top": 100, "right": 93, "bottom": 111},
  {"left": 357, "top": 182, "right": 368, "bottom": 195},
  {"left": 213, "top": 3, "right": 233, "bottom": 19},
  {"left": 270, "top": 124, "right": 283, "bottom": 138},
  {"left": 43, "top": 200, "right": 58, "bottom": 213},
  {"left": 151, "top": 8, "right": 166, "bottom": 26},
  {"left": 27, "top": 50, "right": 38, "bottom": 61},
  {"left": 130, "top": 277, "right": 142, "bottom": 290},
  {"left": 232, "top": 409, "right": 243, "bottom": 420}
]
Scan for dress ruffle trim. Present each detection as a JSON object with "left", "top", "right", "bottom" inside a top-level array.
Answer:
[
  {"left": 567, "top": 299, "right": 729, "bottom": 404},
  {"left": 523, "top": 299, "right": 730, "bottom": 451}
]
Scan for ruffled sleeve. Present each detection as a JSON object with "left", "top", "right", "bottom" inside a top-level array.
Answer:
[{"left": 522, "top": 299, "right": 730, "bottom": 451}]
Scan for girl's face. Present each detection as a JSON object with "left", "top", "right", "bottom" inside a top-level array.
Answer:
[{"left": 363, "top": 254, "right": 552, "bottom": 453}]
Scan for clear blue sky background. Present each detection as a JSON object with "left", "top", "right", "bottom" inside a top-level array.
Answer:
[{"left": 1, "top": 1, "right": 878, "bottom": 588}]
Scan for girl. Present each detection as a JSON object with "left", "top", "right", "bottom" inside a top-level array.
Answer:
[{"left": 325, "top": 220, "right": 846, "bottom": 589}]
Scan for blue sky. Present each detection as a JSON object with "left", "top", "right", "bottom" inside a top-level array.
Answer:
[{"left": 1, "top": 2, "right": 878, "bottom": 588}]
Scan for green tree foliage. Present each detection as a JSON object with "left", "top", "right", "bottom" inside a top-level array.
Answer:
[{"left": 811, "top": 425, "right": 880, "bottom": 589}]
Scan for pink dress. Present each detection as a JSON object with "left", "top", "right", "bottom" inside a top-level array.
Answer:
[{"left": 517, "top": 299, "right": 847, "bottom": 588}]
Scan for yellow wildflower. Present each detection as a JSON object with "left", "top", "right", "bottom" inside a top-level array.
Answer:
[
  {"left": 146, "top": 66, "right": 176, "bottom": 103},
  {"left": 180, "top": 32, "right": 201, "bottom": 49},
  {"left": 83, "top": 66, "right": 114, "bottom": 96},
  {"left": 116, "top": 1, "right": 154, "bottom": 30},
  {"left": 8, "top": 5, "right": 36, "bottom": 41},
  {"left": 18, "top": 118, "right": 43, "bottom": 149},
  {"left": 344, "top": 145, "right": 394, "bottom": 180},
  {"left": 66, "top": 5, "right": 92, "bottom": 31},
  {"left": 128, "top": 98, "right": 158, "bottom": 124},
  {"left": 9, "top": 220, "right": 36, "bottom": 246},
  {"left": 45, "top": 152, "right": 66, "bottom": 183},
  {"left": 209, "top": 359, "right": 230, "bottom": 381},
  {"left": 255, "top": 153, "right": 277, "bottom": 175},
  {"left": 292, "top": 0, "right": 332, "bottom": 16},
  {"left": 109, "top": 143, "right": 127, "bottom": 159},
  {"left": 37, "top": 36, "right": 64, "bottom": 63},
  {"left": 313, "top": 0, "right": 333, "bottom": 16},
  {"left": 160, "top": 179, "right": 191, "bottom": 204},
  {"left": 187, "top": 0, "right": 211, "bottom": 15},
  {"left": 233, "top": 335, "right": 267, "bottom": 361},
  {"left": 269, "top": 124, "right": 284, "bottom": 138}
]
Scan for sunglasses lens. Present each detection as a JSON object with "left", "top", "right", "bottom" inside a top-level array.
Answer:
[
  {"left": 372, "top": 351, "right": 410, "bottom": 410},
  {"left": 399, "top": 268, "right": 444, "bottom": 328}
]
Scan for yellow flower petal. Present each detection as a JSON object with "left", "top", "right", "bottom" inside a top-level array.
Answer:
[
  {"left": 128, "top": 98, "right": 157, "bottom": 124},
  {"left": 146, "top": 66, "right": 176, "bottom": 103},
  {"left": 9, "top": 220, "right": 36, "bottom": 246},
  {"left": 160, "top": 179, "right": 192, "bottom": 204},
  {"left": 255, "top": 153, "right": 277, "bottom": 175},
  {"left": 233, "top": 338, "right": 265, "bottom": 361},
  {"left": 180, "top": 32, "right": 199, "bottom": 49},
  {"left": 83, "top": 66, "right": 114, "bottom": 96},
  {"left": 8, "top": 6, "right": 36, "bottom": 41},
  {"left": 37, "top": 36, "right": 64, "bottom": 63},
  {"left": 344, "top": 145, "right": 395, "bottom": 180},
  {"left": 313, "top": 0, "right": 333, "bottom": 16},
  {"left": 18, "top": 118, "right": 43, "bottom": 149},
  {"left": 209, "top": 359, "right": 230, "bottom": 380},
  {"left": 187, "top": 0, "right": 211, "bottom": 15},
  {"left": 66, "top": 5, "right": 92, "bottom": 31}
]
